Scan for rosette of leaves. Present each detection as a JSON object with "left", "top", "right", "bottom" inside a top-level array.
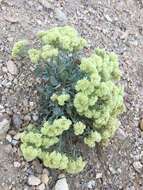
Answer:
[{"left": 12, "top": 26, "right": 125, "bottom": 174}]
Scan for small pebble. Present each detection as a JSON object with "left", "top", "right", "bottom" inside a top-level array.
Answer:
[
  {"left": 96, "top": 173, "right": 102, "bottom": 179},
  {"left": 139, "top": 119, "right": 143, "bottom": 131},
  {"left": 14, "top": 161, "right": 21, "bottom": 168},
  {"left": 11, "top": 139, "right": 18, "bottom": 146},
  {"left": 6, "top": 60, "right": 18, "bottom": 75},
  {"left": 28, "top": 175, "right": 41, "bottom": 186},
  {"left": 6, "top": 134, "right": 12, "bottom": 142},
  {"left": 133, "top": 161, "right": 142, "bottom": 173},
  {"left": 87, "top": 180, "right": 96, "bottom": 189},
  {"left": 41, "top": 173, "right": 49, "bottom": 184}
]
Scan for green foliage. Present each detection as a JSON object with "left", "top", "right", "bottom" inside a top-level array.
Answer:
[{"left": 12, "top": 26, "right": 124, "bottom": 174}]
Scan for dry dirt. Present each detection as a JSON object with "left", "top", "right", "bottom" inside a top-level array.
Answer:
[{"left": 0, "top": 0, "right": 143, "bottom": 190}]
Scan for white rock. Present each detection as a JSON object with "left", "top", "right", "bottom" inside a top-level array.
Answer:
[
  {"left": 96, "top": 173, "right": 102, "bottom": 179},
  {"left": 0, "top": 115, "right": 10, "bottom": 140},
  {"left": 133, "top": 161, "right": 142, "bottom": 173},
  {"left": 87, "top": 180, "right": 96, "bottom": 189},
  {"left": 14, "top": 161, "right": 21, "bottom": 168},
  {"left": 38, "top": 183, "right": 45, "bottom": 190},
  {"left": 6, "top": 60, "right": 18, "bottom": 75},
  {"left": 55, "top": 176, "right": 69, "bottom": 190},
  {"left": 28, "top": 175, "right": 41, "bottom": 186},
  {"left": 105, "top": 14, "right": 112, "bottom": 22}
]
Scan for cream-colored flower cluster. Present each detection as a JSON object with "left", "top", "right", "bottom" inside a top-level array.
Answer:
[
  {"left": 37, "top": 26, "right": 87, "bottom": 52},
  {"left": 74, "top": 49, "right": 124, "bottom": 144},
  {"left": 42, "top": 151, "right": 86, "bottom": 173},
  {"left": 20, "top": 120, "right": 86, "bottom": 173},
  {"left": 51, "top": 93, "right": 70, "bottom": 106},
  {"left": 41, "top": 116, "right": 72, "bottom": 137}
]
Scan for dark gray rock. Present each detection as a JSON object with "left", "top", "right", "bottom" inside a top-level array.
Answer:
[{"left": 12, "top": 114, "right": 22, "bottom": 129}]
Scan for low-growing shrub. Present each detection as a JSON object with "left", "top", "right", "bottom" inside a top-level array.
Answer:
[{"left": 12, "top": 26, "right": 125, "bottom": 174}]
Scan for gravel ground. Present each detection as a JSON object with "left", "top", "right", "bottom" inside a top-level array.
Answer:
[{"left": 0, "top": 0, "right": 143, "bottom": 189}]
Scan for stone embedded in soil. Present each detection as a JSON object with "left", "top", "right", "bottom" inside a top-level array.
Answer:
[
  {"left": 6, "top": 60, "right": 18, "bottom": 75},
  {"left": 55, "top": 8, "right": 68, "bottom": 23},
  {"left": 23, "top": 115, "right": 31, "bottom": 122},
  {"left": 6, "top": 134, "right": 12, "bottom": 142},
  {"left": 87, "top": 180, "right": 96, "bottom": 189},
  {"left": 39, "top": 0, "right": 52, "bottom": 10},
  {"left": 41, "top": 173, "right": 49, "bottom": 184},
  {"left": 11, "top": 139, "right": 18, "bottom": 146},
  {"left": 28, "top": 175, "right": 41, "bottom": 186},
  {"left": 38, "top": 183, "right": 45, "bottom": 190},
  {"left": 0, "top": 114, "right": 10, "bottom": 140},
  {"left": 116, "top": 128, "right": 127, "bottom": 140},
  {"left": 55, "top": 175, "right": 69, "bottom": 190},
  {"left": 133, "top": 161, "right": 143, "bottom": 173},
  {"left": 12, "top": 114, "right": 22, "bottom": 129},
  {"left": 96, "top": 173, "right": 102, "bottom": 179},
  {"left": 139, "top": 119, "right": 143, "bottom": 131},
  {"left": 14, "top": 161, "right": 21, "bottom": 168},
  {"left": 32, "top": 160, "right": 43, "bottom": 174}
]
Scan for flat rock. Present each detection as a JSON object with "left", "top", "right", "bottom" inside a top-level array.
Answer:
[
  {"left": 28, "top": 175, "right": 41, "bottom": 186},
  {"left": 6, "top": 60, "right": 18, "bottom": 75},
  {"left": 0, "top": 114, "right": 10, "bottom": 140},
  {"left": 55, "top": 8, "right": 68, "bottom": 23}
]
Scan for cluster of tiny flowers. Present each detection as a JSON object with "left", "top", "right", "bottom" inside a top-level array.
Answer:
[
  {"left": 20, "top": 144, "right": 41, "bottom": 161},
  {"left": 20, "top": 126, "right": 59, "bottom": 161},
  {"left": 42, "top": 151, "right": 86, "bottom": 173},
  {"left": 28, "top": 49, "right": 41, "bottom": 64},
  {"left": 12, "top": 40, "right": 29, "bottom": 58},
  {"left": 12, "top": 26, "right": 86, "bottom": 64},
  {"left": 84, "top": 130, "right": 102, "bottom": 147},
  {"left": 41, "top": 116, "right": 72, "bottom": 137},
  {"left": 74, "top": 49, "right": 124, "bottom": 146},
  {"left": 74, "top": 121, "right": 86, "bottom": 135},
  {"left": 51, "top": 93, "right": 70, "bottom": 106},
  {"left": 37, "top": 26, "right": 87, "bottom": 52},
  {"left": 41, "top": 45, "right": 58, "bottom": 60},
  {"left": 20, "top": 123, "right": 86, "bottom": 173},
  {"left": 28, "top": 45, "right": 58, "bottom": 64},
  {"left": 66, "top": 156, "right": 86, "bottom": 174}
]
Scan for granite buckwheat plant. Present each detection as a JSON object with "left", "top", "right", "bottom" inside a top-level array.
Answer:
[{"left": 12, "top": 26, "right": 124, "bottom": 174}]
